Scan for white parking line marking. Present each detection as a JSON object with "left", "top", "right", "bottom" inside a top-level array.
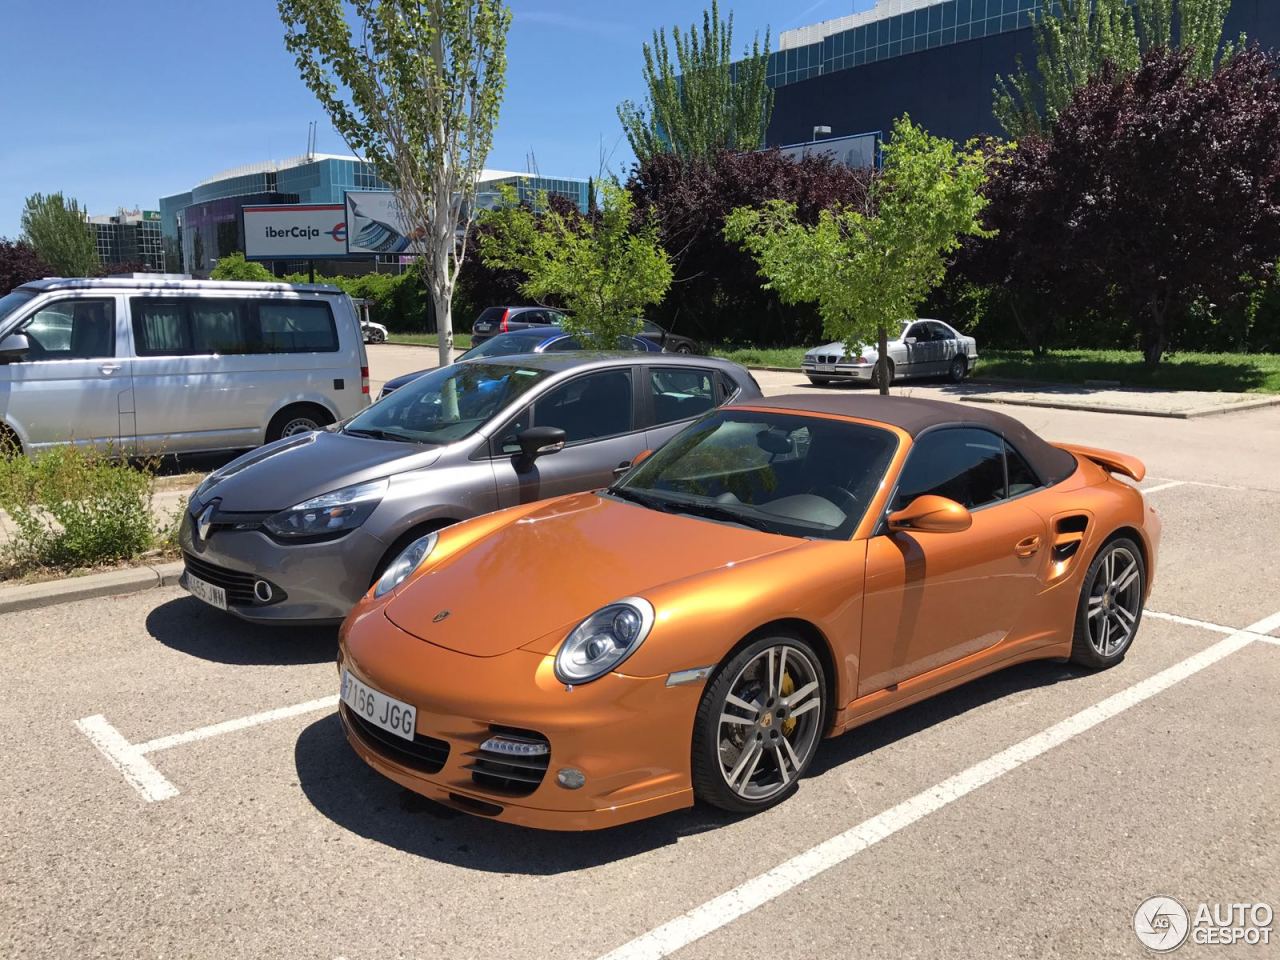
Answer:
[
  {"left": 135, "top": 696, "right": 338, "bottom": 754},
  {"left": 76, "top": 695, "right": 338, "bottom": 802},
  {"left": 75, "top": 715, "right": 179, "bottom": 803},
  {"left": 1142, "top": 610, "right": 1278, "bottom": 642},
  {"left": 597, "top": 610, "right": 1280, "bottom": 960},
  {"left": 1140, "top": 480, "right": 1187, "bottom": 494}
]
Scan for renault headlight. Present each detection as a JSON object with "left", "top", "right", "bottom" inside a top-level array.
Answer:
[
  {"left": 263, "top": 478, "right": 389, "bottom": 538},
  {"left": 555, "top": 597, "right": 655, "bottom": 685},
  {"left": 374, "top": 532, "right": 438, "bottom": 598}
]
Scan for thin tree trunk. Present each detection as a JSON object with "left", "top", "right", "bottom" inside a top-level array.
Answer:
[
  {"left": 434, "top": 284, "right": 453, "bottom": 368},
  {"left": 877, "top": 324, "right": 890, "bottom": 396},
  {"left": 1143, "top": 302, "right": 1167, "bottom": 368}
]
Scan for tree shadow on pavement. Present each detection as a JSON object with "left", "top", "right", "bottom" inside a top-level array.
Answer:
[
  {"left": 146, "top": 596, "right": 338, "bottom": 666},
  {"left": 294, "top": 660, "right": 1086, "bottom": 874}
]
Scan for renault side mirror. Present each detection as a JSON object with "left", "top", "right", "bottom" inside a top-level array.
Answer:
[{"left": 516, "top": 426, "right": 566, "bottom": 462}]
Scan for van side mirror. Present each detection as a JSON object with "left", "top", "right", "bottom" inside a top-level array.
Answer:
[
  {"left": 887, "top": 495, "right": 972, "bottom": 534},
  {"left": 0, "top": 333, "right": 30, "bottom": 363},
  {"left": 516, "top": 426, "right": 566, "bottom": 462}
]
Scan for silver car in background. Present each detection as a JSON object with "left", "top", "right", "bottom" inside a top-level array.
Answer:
[
  {"left": 803, "top": 319, "right": 978, "bottom": 387},
  {"left": 0, "top": 277, "right": 370, "bottom": 455},
  {"left": 178, "top": 352, "right": 761, "bottom": 623}
]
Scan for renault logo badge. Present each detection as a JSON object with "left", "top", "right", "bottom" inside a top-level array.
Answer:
[{"left": 197, "top": 504, "right": 216, "bottom": 542}]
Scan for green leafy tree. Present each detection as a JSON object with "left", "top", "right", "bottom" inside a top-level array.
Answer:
[
  {"left": 210, "top": 252, "right": 275, "bottom": 282},
  {"left": 725, "top": 117, "right": 998, "bottom": 394},
  {"left": 993, "top": 0, "right": 1236, "bottom": 138},
  {"left": 20, "top": 193, "right": 99, "bottom": 277},
  {"left": 278, "top": 0, "right": 511, "bottom": 367},
  {"left": 478, "top": 183, "right": 673, "bottom": 347},
  {"left": 618, "top": 0, "right": 772, "bottom": 163}
]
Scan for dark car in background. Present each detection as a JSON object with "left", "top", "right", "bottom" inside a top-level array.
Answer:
[
  {"left": 178, "top": 352, "right": 762, "bottom": 623},
  {"left": 470, "top": 305, "right": 567, "bottom": 345},
  {"left": 639, "top": 319, "right": 701, "bottom": 354},
  {"left": 378, "top": 327, "right": 658, "bottom": 399}
]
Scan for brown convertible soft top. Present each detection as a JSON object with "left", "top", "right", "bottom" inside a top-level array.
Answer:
[{"left": 742, "top": 393, "right": 1079, "bottom": 485}]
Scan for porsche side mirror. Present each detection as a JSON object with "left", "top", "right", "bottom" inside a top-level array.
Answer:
[
  {"left": 887, "top": 495, "right": 972, "bottom": 533},
  {"left": 516, "top": 426, "right": 566, "bottom": 462},
  {"left": 632, "top": 448, "right": 653, "bottom": 468},
  {"left": 0, "top": 332, "right": 30, "bottom": 363}
]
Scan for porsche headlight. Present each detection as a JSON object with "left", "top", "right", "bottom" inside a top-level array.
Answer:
[
  {"left": 263, "top": 478, "right": 388, "bottom": 538},
  {"left": 374, "top": 532, "right": 438, "bottom": 598},
  {"left": 555, "top": 598, "right": 655, "bottom": 685}
]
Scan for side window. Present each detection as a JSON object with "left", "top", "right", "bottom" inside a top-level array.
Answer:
[
  {"left": 649, "top": 367, "right": 716, "bottom": 426},
  {"left": 893, "top": 428, "right": 1006, "bottom": 511},
  {"left": 929, "top": 322, "right": 955, "bottom": 340},
  {"left": 255, "top": 301, "right": 338, "bottom": 353},
  {"left": 191, "top": 300, "right": 247, "bottom": 354},
  {"left": 532, "top": 369, "right": 633, "bottom": 444},
  {"left": 132, "top": 300, "right": 190, "bottom": 356},
  {"left": 20, "top": 299, "right": 116, "bottom": 359},
  {"left": 1005, "top": 440, "right": 1040, "bottom": 497},
  {"left": 543, "top": 336, "right": 580, "bottom": 352},
  {"left": 904, "top": 323, "right": 927, "bottom": 342}
]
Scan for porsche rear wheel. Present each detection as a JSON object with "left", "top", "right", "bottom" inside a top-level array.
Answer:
[
  {"left": 1070, "top": 537, "right": 1145, "bottom": 669},
  {"left": 692, "top": 632, "right": 827, "bottom": 814}
]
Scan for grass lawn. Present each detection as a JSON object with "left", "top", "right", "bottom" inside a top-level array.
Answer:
[
  {"left": 709, "top": 345, "right": 1280, "bottom": 393},
  {"left": 386, "top": 332, "right": 473, "bottom": 349}
]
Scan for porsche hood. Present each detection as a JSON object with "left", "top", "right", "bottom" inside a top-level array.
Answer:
[{"left": 383, "top": 493, "right": 799, "bottom": 657}]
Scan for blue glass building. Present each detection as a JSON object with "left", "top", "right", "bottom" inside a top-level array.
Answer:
[
  {"left": 764, "top": 0, "right": 1280, "bottom": 149},
  {"left": 159, "top": 155, "right": 589, "bottom": 275}
]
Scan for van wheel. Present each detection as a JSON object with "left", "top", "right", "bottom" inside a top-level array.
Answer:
[
  {"left": 0, "top": 426, "right": 21, "bottom": 459},
  {"left": 265, "top": 404, "right": 333, "bottom": 444}
]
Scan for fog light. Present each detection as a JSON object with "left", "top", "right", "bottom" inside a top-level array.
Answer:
[
  {"left": 480, "top": 736, "right": 549, "bottom": 757},
  {"left": 556, "top": 768, "right": 586, "bottom": 790},
  {"left": 253, "top": 580, "right": 274, "bottom": 603}
]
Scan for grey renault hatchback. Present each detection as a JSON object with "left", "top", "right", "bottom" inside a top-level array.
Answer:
[{"left": 179, "top": 352, "right": 761, "bottom": 623}]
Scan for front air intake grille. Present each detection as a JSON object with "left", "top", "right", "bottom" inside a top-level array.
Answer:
[
  {"left": 182, "top": 552, "right": 284, "bottom": 607},
  {"left": 466, "top": 727, "right": 551, "bottom": 796},
  {"left": 342, "top": 703, "right": 449, "bottom": 774}
]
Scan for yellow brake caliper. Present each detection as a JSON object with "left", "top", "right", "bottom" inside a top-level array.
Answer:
[{"left": 781, "top": 672, "right": 797, "bottom": 735}]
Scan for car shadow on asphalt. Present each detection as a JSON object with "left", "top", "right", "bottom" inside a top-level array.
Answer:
[
  {"left": 294, "top": 712, "right": 738, "bottom": 874},
  {"left": 145, "top": 596, "right": 338, "bottom": 666},
  {"left": 293, "top": 659, "right": 1087, "bottom": 874}
]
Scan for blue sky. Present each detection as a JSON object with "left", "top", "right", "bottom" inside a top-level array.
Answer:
[{"left": 0, "top": 0, "right": 874, "bottom": 239}]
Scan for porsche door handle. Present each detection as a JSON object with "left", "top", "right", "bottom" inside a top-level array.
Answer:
[{"left": 1014, "top": 535, "right": 1042, "bottom": 558}]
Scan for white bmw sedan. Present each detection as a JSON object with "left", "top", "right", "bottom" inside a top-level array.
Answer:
[{"left": 802, "top": 319, "right": 978, "bottom": 387}]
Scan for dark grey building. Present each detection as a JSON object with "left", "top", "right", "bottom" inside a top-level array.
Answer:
[
  {"left": 88, "top": 210, "right": 165, "bottom": 272},
  {"left": 764, "top": 0, "right": 1280, "bottom": 150}
]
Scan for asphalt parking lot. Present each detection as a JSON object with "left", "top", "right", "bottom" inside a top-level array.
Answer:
[{"left": 3, "top": 346, "right": 1278, "bottom": 959}]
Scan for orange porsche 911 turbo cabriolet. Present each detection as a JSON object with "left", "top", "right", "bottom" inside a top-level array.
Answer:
[{"left": 336, "top": 394, "right": 1160, "bottom": 830}]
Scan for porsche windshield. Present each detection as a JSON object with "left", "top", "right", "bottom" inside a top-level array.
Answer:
[
  {"left": 616, "top": 409, "right": 898, "bottom": 539},
  {"left": 346, "top": 362, "right": 549, "bottom": 445}
]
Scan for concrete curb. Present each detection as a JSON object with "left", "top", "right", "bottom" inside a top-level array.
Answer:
[
  {"left": 0, "top": 560, "right": 185, "bottom": 615},
  {"left": 959, "top": 392, "right": 1280, "bottom": 420}
]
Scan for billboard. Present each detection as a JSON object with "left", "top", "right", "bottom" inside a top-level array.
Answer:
[
  {"left": 243, "top": 203, "right": 352, "bottom": 260},
  {"left": 344, "top": 191, "right": 425, "bottom": 255}
]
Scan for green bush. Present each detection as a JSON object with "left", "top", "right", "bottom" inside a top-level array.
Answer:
[{"left": 0, "top": 446, "right": 161, "bottom": 575}]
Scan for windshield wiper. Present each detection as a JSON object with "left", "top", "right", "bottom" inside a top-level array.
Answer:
[
  {"left": 669, "top": 501, "right": 774, "bottom": 533},
  {"left": 343, "top": 427, "right": 414, "bottom": 443},
  {"left": 605, "top": 486, "right": 676, "bottom": 513}
]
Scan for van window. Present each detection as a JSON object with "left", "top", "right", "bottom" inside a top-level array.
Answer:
[
  {"left": 132, "top": 301, "right": 191, "bottom": 356},
  {"left": 257, "top": 301, "right": 339, "bottom": 353},
  {"left": 20, "top": 299, "right": 116, "bottom": 360},
  {"left": 191, "top": 301, "right": 248, "bottom": 354}
]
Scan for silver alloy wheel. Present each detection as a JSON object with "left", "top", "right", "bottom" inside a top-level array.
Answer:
[
  {"left": 1086, "top": 545, "right": 1142, "bottom": 657},
  {"left": 280, "top": 416, "right": 321, "bottom": 437},
  {"left": 716, "top": 643, "right": 823, "bottom": 801}
]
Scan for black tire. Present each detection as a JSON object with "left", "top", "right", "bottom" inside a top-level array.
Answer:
[
  {"left": 265, "top": 404, "right": 333, "bottom": 444},
  {"left": 691, "top": 630, "right": 828, "bottom": 814},
  {"left": 807, "top": 376, "right": 835, "bottom": 386},
  {"left": 871, "top": 359, "right": 894, "bottom": 389},
  {"left": 0, "top": 426, "right": 21, "bottom": 459},
  {"left": 1069, "top": 537, "right": 1146, "bottom": 669},
  {"left": 674, "top": 342, "right": 694, "bottom": 354},
  {"left": 947, "top": 355, "right": 968, "bottom": 383}
]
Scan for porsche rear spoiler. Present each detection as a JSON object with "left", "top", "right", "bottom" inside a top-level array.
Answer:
[{"left": 1055, "top": 443, "right": 1146, "bottom": 482}]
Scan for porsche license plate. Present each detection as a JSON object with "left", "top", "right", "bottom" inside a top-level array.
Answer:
[{"left": 341, "top": 671, "right": 417, "bottom": 741}]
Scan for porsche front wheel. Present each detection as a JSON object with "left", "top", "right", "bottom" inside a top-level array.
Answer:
[
  {"left": 692, "top": 633, "right": 827, "bottom": 814},
  {"left": 1070, "top": 538, "right": 1145, "bottom": 669}
]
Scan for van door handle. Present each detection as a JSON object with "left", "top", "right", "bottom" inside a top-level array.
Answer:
[
  {"left": 99, "top": 363, "right": 121, "bottom": 375},
  {"left": 1014, "top": 535, "right": 1041, "bottom": 558},
  {"left": 613, "top": 460, "right": 633, "bottom": 477}
]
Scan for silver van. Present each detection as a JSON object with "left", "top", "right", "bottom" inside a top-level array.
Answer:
[{"left": 0, "top": 277, "right": 370, "bottom": 455}]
